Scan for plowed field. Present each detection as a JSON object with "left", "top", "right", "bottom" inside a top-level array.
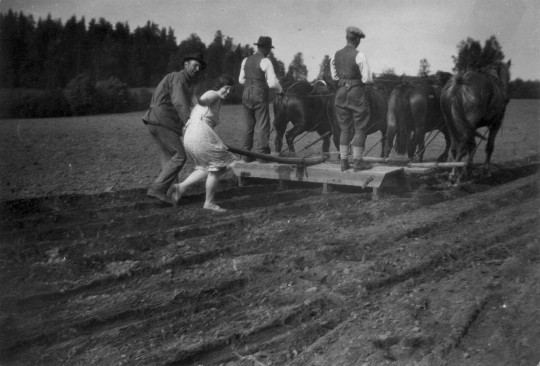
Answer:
[{"left": 1, "top": 100, "right": 539, "bottom": 366}]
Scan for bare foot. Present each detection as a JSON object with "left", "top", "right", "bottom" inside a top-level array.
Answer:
[
  {"left": 170, "top": 184, "right": 185, "bottom": 208},
  {"left": 203, "top": 203, "right": 227, "bottom": 213}
]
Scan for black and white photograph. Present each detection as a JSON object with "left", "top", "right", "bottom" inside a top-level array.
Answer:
[{"left": 0, "top": 0, "right": 539, "bottom": 364}]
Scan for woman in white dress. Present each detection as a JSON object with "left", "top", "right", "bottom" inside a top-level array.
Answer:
[{"left": 169, "top": 75, "right": 238, "bottom": 212}]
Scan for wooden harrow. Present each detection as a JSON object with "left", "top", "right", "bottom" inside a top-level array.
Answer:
[{"left": 228, "top": 146, "right": 467, "bottom": 200}]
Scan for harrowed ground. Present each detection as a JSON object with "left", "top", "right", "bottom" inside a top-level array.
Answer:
[{"left": 0, "top": 100, "right": 539, "bottom": 365}]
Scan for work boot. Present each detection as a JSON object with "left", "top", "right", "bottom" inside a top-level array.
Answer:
[
  {"left": 353, "top": 159, "right": 372, "bottom": 172},
  {"left": 340, "top": 159, "right": 350, "bottom": 171},
  {"left": 147, "top": 188, "right": 173, "bottom": 205}
]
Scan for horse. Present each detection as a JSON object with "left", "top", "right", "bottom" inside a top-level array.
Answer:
[
  {"left": 329, "top": 84, "right": 389, "bottom": 158},
  {"left": 273, "top": 80, "right": 336, "bottom": 158},
  {"left": 384, "top": 76, "right": 451, "bottom": 162},
  {"left": 440, "top": 60, "right": 511, "bottom": 180}
]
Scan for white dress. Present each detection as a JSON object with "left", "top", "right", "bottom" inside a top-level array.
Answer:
[{"left": 183, "top": 90, "right": 237, "bottom": 172}]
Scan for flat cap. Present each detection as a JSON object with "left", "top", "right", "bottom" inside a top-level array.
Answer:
[{"left": 346, "top": 26, "right": 365, "bottom": 38}]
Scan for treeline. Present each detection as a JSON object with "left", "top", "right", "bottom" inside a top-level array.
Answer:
[
  {"left": 0, "top": 10, "right": 290, "bottom": 118},
  {"left": 0, "top": 10, "right": 273, "bottom": 89},
  {"left": 451, "top": 36, "right": 540, "bottom": 99},
  {"left": 1, "top": 10, "right": 538, "bottom": 119}
]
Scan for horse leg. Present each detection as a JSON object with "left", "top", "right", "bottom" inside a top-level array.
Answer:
[
  {"left": 379, "top": 128, "right": 387, "bottom": 158},
  {"left": 481, "top": 119, "right": 502, "bottom": 177},
  {"left": 273, "top": 115, "right": 287, "bottom": 156},
  {"left": 322, "top": 135, "right": 331, "bottom": 159},
  {"left": 327, "top": 103, "right": 341, "bottom": 157},
  {"left": 410, "top": 127, "right": 426, "bottom": 162},
  {"left": 437, "top": 128, "right": 451, "bottom": 162},
  {"left": 449, "top": 139, "right": 468, "bottom": 183},
  {"left": 485, "top": 120, "right": 502, "bottom": 165},
  {"left": 461, "top": 135, "right": 477, "bottom": 180},
  {"left": 284, "top": 123, "right": 305, "bottom": 155},
  {"left": 384, "top": 109, "right": 397, "bottom": 158}
]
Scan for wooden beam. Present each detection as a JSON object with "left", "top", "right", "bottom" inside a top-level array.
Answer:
[
  {"left": 407, "top": 162, "right": 467, "bottom": 168},
  {"left": 232, "top": 162, "right": 406, "bottom": 191}
]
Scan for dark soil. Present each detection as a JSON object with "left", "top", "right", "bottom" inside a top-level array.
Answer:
[
  {"left": 0, "top": 100, "right": 538, "bottom": 365},
  {"left": 0, "top": 160, "right": 538, "bottom": 366}
]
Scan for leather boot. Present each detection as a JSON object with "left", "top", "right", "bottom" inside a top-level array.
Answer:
[
  {"left": 353, "top": 159, "right": 372, "bottom": 172},
  {"left": 340, "top": 159, "right": 350, "bottom": 171}
]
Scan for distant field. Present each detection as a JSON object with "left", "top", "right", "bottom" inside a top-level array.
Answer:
[{"left": 0, "top": 99, "right": 538, "bottom": 200}]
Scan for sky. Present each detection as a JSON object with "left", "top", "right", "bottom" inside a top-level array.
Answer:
[{"left": 1, "top": 0, "right": 539, "bottom": 81}]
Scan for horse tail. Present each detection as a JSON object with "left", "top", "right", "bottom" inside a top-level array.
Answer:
[
  {"left": 441, "top": 74, "right": 472, "bottom": 140},
  {"left": 392, "top": 83, "right": 413, "bottom": 155}
]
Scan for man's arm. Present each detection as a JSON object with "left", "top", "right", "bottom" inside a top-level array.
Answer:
[
  {"left": 260, "top": 58, "right": 283, "bottom": 93},
  {"left": 170, "top": 74, "right": 192, "bottom": 124},
  {"left": 238, "top": 58, "right": 247, "bottom": 85},
  {"left": 356, "top": 52, "right": 373, "bottom": 84}
]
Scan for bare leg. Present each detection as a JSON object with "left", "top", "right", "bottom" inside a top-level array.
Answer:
[
  {"left": 204, "top": 172, "right": 227, "bottom": 212},
  {"left": 170, "top": 169, "right": 209, "bottom": 207}
]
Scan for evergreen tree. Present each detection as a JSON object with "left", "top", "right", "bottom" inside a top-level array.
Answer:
[
  {"left": 268, "top": 51, "right": 286, "bottom": 81},
  {"left": 479, "top": 36, "right": 505, "bottom": 69},
  {"left": 39, "top": 15, "right": 64, "bottom": 88},
  {"left": 418, "top": 58, "right": 431, "bottom": 77},
  {"left": 168, "top": 33, "right": 207, "bottom": 74},
  {"left": 452, "top": 37, "right": 483, "bottom": 72},
  {"left": 317, "top": 55, "right": 332, "bottom": 84},
  {"left": 206, "top": 30, "right": 225, "bottom": 80},
  {"left": 284, "top": 52, "right": 308, "bottom": 86}
]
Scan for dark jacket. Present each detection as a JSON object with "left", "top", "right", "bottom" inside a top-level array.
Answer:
[{"left": 143, "top": 70, "right": 194, "bottom": 135}]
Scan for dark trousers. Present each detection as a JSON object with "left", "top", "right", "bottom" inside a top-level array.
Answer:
[
  {"left": 147, "top": 123, "right": 187, "bottom": 194},
  {"left": 334, "top": 85, "right": 371, "bottom": 148},
  {"left": 241, "top": 85, "right": 271, "bottom": 154}
]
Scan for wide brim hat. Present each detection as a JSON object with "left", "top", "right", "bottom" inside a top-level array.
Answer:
[
  {"left": 254, "top": 36, "right": 274, "bottom": 49},
  {"left": 182, "top": 52, "right": 207, "bottom": 69}
]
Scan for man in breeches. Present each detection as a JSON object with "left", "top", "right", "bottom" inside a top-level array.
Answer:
[
  {"left": 143, "top": 53, "right": 205, "bottom": 204},
  {"left": 331, "top": 26, "right": 373, "bottom": 171}
]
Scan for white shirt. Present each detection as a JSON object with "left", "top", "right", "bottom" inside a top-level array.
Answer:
[
  {"left": 239, "top": 55, "right": 283, "bottom": 93},
  {"left": 331, "top": 51, "right": 373, "bottom": 84}
]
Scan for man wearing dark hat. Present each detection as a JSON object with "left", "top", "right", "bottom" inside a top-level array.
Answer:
[
  {"left": 331, "top": 26, "right": 374, "bottom": 171},
  {"left": 239, "top": 36, "right": 283, "bottom": 161},
  {"left": 142, "top": 53, "right": 205, "bottom": 204}
]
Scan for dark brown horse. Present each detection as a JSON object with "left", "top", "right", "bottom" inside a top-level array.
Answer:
[
  {"left": 440, "top": 60, "right": 511, "bottom": 180},
  {"left": 384, "top": 77, "right": 451, "bottom": 162},
  {"left": 273, "top": 80, "right": 336, "bottom": 157}
]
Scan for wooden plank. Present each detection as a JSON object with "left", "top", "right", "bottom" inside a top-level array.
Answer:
[
  {"left": 362, "top": 156, "right": 410, "bottom": 164},
  {"left": 232, "top": 161, "right": 406, "bottom": 189},
  {"left": 408, "top": 162, "right": 467, "bottom": 168},
  {"left": 403, "top": 166, "right": 436, "bottom": 174}
]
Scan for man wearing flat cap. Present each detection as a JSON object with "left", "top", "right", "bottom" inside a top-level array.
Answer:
[
  {"left": 239, "top": 36, "right": 283, "bottom": 161},
  {"left": 331, "top": 26, "right": 374, "bottom": 171},
  {"left": 142, "top": 53, "right": 205, "bottom": 204}
]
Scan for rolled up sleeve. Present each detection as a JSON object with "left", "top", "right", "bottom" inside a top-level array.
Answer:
[
  {"left": 356, "top": 52, "right": 373, "bottom": 84},
  {"left": 238, "top": 58, "right": 247, "bottom": 85},
  {"left": 261, "top": 58, "right": 283, "bottom": 93}
]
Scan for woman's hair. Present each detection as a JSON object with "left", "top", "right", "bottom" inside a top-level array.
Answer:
[{"left": 213, "top": 75, "right": 235, "bottom": 91}]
